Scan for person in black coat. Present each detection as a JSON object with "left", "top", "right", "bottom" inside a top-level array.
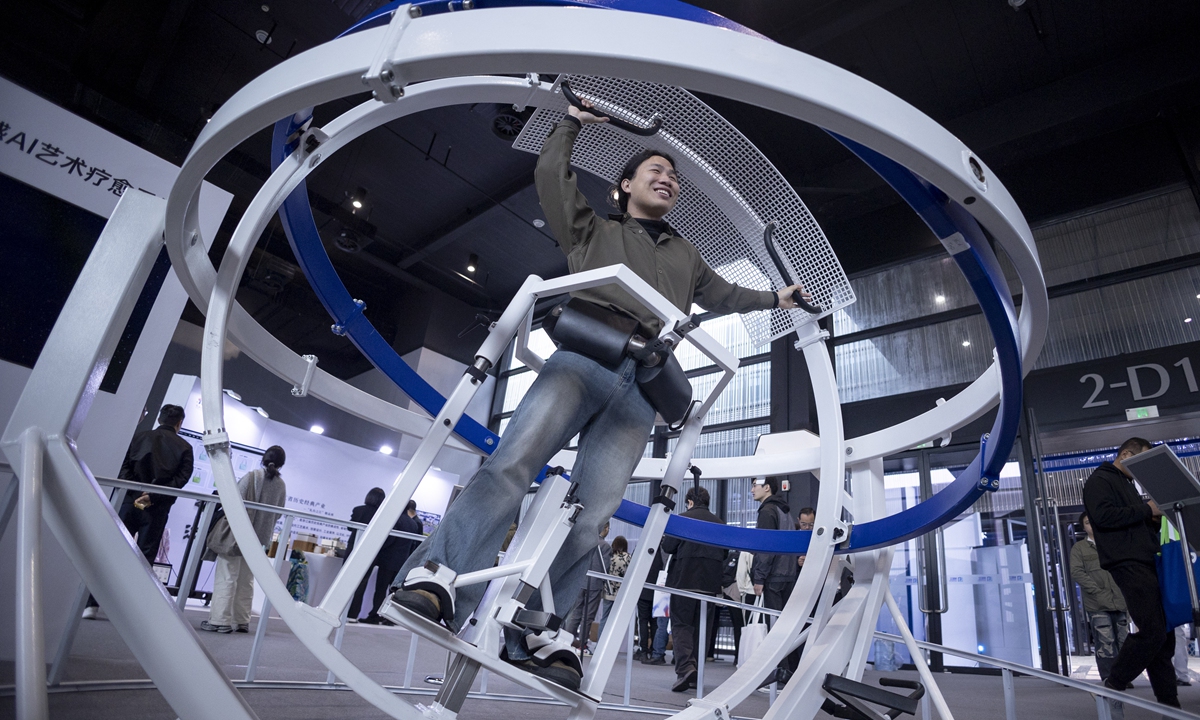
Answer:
[
  {"left": 750, "top": 476, "right": 799, "bottom": 683},
  {"left": 1082, "top": 437, "right": 1179, "bottom": 707},
  {"left": 85, "top": 405, "right": 193, "bottom": 617},
  {"left": 347, "top": 492, "right": 421, "bottom": 624},
  {"left": 662, "top": 486, "right": 726, "bottom": 693}
]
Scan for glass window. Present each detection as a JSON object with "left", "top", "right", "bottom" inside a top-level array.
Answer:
[{"left": 689, "top": 363, "right": 771, "bottom": 426}]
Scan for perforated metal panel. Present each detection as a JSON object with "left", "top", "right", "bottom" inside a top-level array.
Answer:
[{"left": 514, "top": 75, "right": 855, "bottom": 346}]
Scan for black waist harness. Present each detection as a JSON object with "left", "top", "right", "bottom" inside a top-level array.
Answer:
[{"left": 542, "top": 298, "right": 695, "bottom": 426}]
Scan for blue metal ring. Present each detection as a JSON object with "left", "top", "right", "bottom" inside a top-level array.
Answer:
[{"left": 270, "top": 1, "right": 1023, "bottom": 555}]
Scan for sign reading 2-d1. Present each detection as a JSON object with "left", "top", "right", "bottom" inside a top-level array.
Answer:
[
  {"left": 1025, "top": 340, "right": 1200, "bottom": 429},
  {"left": 1080, "top": 356, "right": 1197, "bottom": 409}
]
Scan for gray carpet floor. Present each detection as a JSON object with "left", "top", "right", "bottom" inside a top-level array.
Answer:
[{"left": 2, "top": 606, "right": 1198, "bottom": 719}]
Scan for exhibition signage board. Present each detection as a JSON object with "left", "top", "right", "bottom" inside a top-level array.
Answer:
[
  {"left": 842, "top": 339, "right": 1200, "bottom": 441},
  {"left": 0, "top": 76, "right": 231, "bottom": 219}
]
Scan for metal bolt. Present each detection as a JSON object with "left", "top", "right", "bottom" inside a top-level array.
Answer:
[
  {"left": 485, "top": 437, "right": 494, "bottom": 446},
  {"left": 816, "top": 527, "right": 825, "bottom": 536},
  {"left": 648, "top": 548, "right": 655, "bottom": 555},
  {"left": 390, "top": 85, "right": 403, "bottom": 98},
  {"left": 443, "top": 418, "right": 451, "bottom": 427},
  {"left": 380, "top": 69, "right": 394, "bottom": 83},
  {"left": 309, "top": 153, "right": 321, "bottom": 168},
  {"left": 408, "top": 5, "right": 422, "bottom": 17},
  {"left": 463, "top": 0, "right": 474, "bottom": 7},
  {"left": 845, "top": 446, "right": 853, "bottom": 455},
  {"left": 189, "top": 233, "right": 198, "bottom": 246}
]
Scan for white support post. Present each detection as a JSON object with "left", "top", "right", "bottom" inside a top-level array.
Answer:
[
  {"left": 47, "top": 583, "right": 91, "bottom": 687},
  {"left": 884, "top": 589, "right": 953, "bottom": 720},
  {"left": 0, "top": 193, "right": 257, "bottom": 720},
  {"left": 1001, "top": 668, "right": 1016, "bottom": 720},
  {"left": 15, "top": 429, "right": 49, "bottom": 720},
  {"left": 404, "top": 632, "right": 420, "bottom": 689},
  {"left": 246, "top": 515, "right": 294, "bottom": 682},
  {"left": 697, "top": 599, "right": 707, "bottom": 699}
]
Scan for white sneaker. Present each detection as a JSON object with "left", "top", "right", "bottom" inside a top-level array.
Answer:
[{"left": 82, "top": 607, "right": 100, "bottom": 620}]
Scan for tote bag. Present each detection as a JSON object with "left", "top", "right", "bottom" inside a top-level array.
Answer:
[
  {"left": 739, "top": 595, "right": 769, "bottom": 663},
  {"left": 1158, "top": 528, "right": 1200, "bottom": 631},
  {"left": 652, "top": 558, "right": 671, "bottom": 618}
]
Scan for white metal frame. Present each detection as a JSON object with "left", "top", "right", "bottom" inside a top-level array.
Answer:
[{"left": 2, "top": 5, "right": 1052, "bottom": 720}]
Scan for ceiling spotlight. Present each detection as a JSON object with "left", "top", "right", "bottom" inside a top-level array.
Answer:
[
  {"left": 348, "top": 186, "right": 367, "bottom": 210},
  {"left": 961, "top": 340, "right": 971, "bottom": 347},
  {"left": 935, "top": 295, "right": 946, "bottom": 304},
  {"left": 254, "top": 29, "right": 272, "bottom": 45},
  {"left": 222, "top": 389, "right": 242, "bottom": 401},
  {"left": 532, "top": 219, "right": 546, "bottom": 228},
  {"left": 254, "top": 406, "right": 270, "bottom": 418},
  {"left": 467, "top": 253, "right": 479, "bottom": 273},
  {"left": 310, "top": 425, "right": 325, "bottom": 435},
  {"left": 379, "top": 445, "right": 394, "bottom": 455}
]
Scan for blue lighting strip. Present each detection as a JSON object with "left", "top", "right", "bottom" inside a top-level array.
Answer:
[{"left": 271, "top": 1, "right": 1024, "bottom": 555}]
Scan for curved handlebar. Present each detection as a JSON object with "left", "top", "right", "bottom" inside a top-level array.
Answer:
[
  {"left": 559, "top": 80, "right": 663, "bottom": 137},
  {"left": 763, "top": 222, "right": 823, "bottom": 315}
]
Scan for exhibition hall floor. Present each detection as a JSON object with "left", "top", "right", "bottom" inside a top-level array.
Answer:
[{"left": 3, "top": 606, "right": 1199, "bottom": 719}]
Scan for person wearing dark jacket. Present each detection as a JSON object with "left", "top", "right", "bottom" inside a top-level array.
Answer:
[
  {"left": 347, "top": 492, "right": 419, "bottom": 624},
  {"left": 1082, "top": 437, "right": 1178, "bottom": 707},
  {"left": 1070, "top": 511, "right": 1128, "bottom": 681},
  {"left": 84, "top": 405, "right": 193, "bottom": 619},
  {"left": 662, "top": 487, "right": 726, "bottom": 692},
  {"left": 750, "top": 476, "right": 799, "bottom": 682}
]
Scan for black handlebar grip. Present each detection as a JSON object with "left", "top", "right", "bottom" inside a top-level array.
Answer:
[
  {"left": 560, "top": 81, "right": 663, "bottom": 137},
  {"left": 763, "top": 222, "right": 823, "bottom": 315}
]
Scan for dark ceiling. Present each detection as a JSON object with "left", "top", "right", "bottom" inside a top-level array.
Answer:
[{"left": 4, "top": 0, "right": 1199, "bottom": 379}]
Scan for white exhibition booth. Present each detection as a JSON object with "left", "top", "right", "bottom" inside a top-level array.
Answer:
[{"left": 161, "top": 373, "right": 461, "bottom": 615}]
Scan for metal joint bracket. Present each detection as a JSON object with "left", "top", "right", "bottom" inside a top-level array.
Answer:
[
  {"left": 977, "top": 432, "right": 1000, "bottom": 491},
  {"left": 362, "top": 5, "right": 415, "bottom": 103},
  {"left": 834, "top": 522, "right": 853, "bottom": 549},
  {"left": 685, "top": 697, "right": 731, "bottom": 719},
  {"left": 290, "top": 354, "right": 319, "bottom": 397},
  {"left": 793, "top": 325, "right": 830, "bottom": 351},
  {"left": 331, "top": 299, "right": 366, "bottom": 336},
  {"left": 300, "top": 127, "right": 329, "bottom": 155},
  {"left": 202, "top": 430, "right": 230, "bottom": 453},
  {"left": 285, "top": 117, "right": 313, "bottom": 147},
  {"left": 512, "top": 72, "right": 542, "bottom": 112},
  {"left": 463, "top": 356, "right": 491, "bottom": 384}
]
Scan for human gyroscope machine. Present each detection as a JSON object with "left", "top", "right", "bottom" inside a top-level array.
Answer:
[{"left": 2, "top": 2, "right": 1047, "bottom": 720}]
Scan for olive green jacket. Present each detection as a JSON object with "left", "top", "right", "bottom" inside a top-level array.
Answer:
[
  {"left": 1070, "top": 537, "right": 1127, "bottom": 614},
  {"left": 535, "top": 118, "right": 777, "bottom": 337}
]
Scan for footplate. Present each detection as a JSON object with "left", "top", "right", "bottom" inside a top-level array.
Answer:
[
  {"left": 821, "top": 674, "right": 924, "bottom": 720},
  {"left": 378, "top": 598, "right": 601, "bottom": 707}
]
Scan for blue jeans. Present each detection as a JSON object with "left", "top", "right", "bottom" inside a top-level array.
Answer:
[
  {"left": 653, "top": 617, "right": 670, "bottom": 659},
  {"left": 397, "top": 350, "right": 655, "bottom": 638}
]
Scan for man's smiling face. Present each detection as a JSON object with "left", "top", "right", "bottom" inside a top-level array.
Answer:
[{"left": 621, "top": 155, "right": 679, "bottom": 219}]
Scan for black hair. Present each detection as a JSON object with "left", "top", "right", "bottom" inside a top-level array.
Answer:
[
  {"left": 609, "top": 148, "right": 678, "bottom": 212},
  {"left": 262, "top": 445, "right": 286, "bottom": 480},
  {"left": 799, "top": 507, "right": 816, "bottom": 518},
  {"left": 365, "top": 487, "right": 385, "bottom": 507},
  {"left": 158, "top": 404, "right": 185, "bottom": 428},
  {"left": 611, "top": 535, "right": 628, "bottom": 554},
  {"left": 761, "top": 476, "right": 781, "bottom": 496},
  {"left": 405, "top": 499, "right": 417, "bottom": 513},
  {"left": 1117, "top": 437, "right": 1152, "bottom": 457},
  {"left": 686, "top": 486, "right": 711, "bottom": 507}
]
